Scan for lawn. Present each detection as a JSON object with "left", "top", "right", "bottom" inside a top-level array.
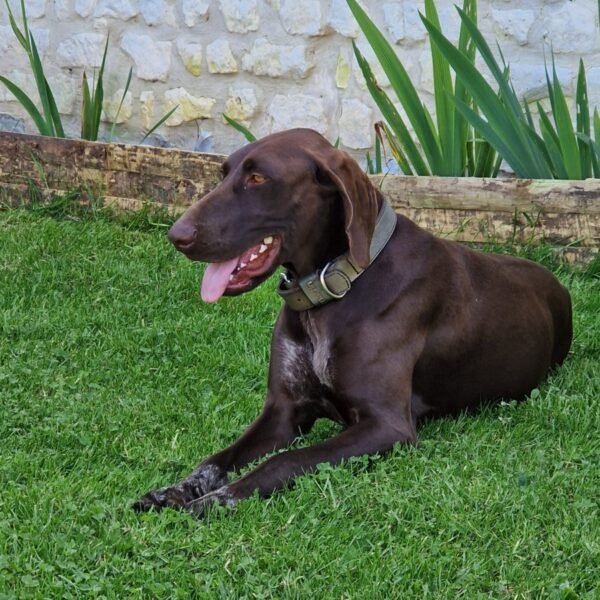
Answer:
[{"left": 1, "top": 205, "right": 599, "bottom": 599}]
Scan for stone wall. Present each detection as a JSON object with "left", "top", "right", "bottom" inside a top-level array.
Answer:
[{"left": 0, "top": 0, "right": 599, "bottom": 160}]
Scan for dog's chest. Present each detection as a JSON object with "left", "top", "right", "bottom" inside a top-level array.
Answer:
[{"left": 280, "top": 323, "right": 333, "bottom": 392}]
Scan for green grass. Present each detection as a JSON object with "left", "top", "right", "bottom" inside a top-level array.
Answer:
[{"left": 1, "top": 205, "right": 599, "bottom": 599}]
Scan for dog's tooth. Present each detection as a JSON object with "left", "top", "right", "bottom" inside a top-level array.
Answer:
[
  {"left": 259, "top": 244, "right": 268, "bottom": 253},
  {"left": 240, "top": 262, "right": 247, "bottom": 268},
  {"left": 264, "top": 236, "right": 273, "bottom": 245},
  {"left": 229, "top": 274, "right": 234, "bottom": 281},
  {"left": 250, "top": 253, "right": 258, "bottom": 261}
]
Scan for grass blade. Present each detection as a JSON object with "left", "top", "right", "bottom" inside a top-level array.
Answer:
[
  {"left": 108, "top": 67, "right": 133, "bottom": 142},
  {"left": 576, "top": 59, "right": 592, "bottom": 178},
  {"left": 352, "top": 42, "right": 428, "bottom": 174},
  {"left": 45, "top": 79, "right": 65, "bottom": 138},
  {"left": 223, "top": 114, "right": 257, "bottom": 142},
  {"left": 549, "top": 57, "right": 582, "bottom": 179},
  {"left": 81, "top": 72, "right": 92, "bottom": 140},
  {"left": 379, "top": 122, "right": 413, "bottom": 175},
  {"left": 577, "top": 133, "right": 600, "bottom": 177},
  {"left": 28, "top": 32, "right": 56, "bottom": 136},
  {"left": 5, "top": 0, "right": 28, "bottom": 50},
  {"left": 365, "top": 151, "right": 375, "bottom": 175},
  {"left": 424, "top": 0, "right": 455, "bottom": 173},
  {"left": 140, "top": 105, "right": 179, "bottom": 144},
  {"left": 0, "top": 75, "right": 50, "bottom": 134},
  {"left": 374, "top": 129, "right": 382, "bottom": 173},
  {"left": 453, "top": 0, "right": 478, "bottom": 176},
  {"left": 538, "top": 103, "right": 568, "bottom": 179}
]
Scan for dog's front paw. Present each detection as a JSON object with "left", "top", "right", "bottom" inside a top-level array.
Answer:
[
  {"left": 133, "top": 464, "right": 228, "bottom": 512},
  {"left": 132, "top": 485, "right": 188, "bottom": 512},
  {"left": 186, "top": 486, "right": 238, "bottom": 519}
]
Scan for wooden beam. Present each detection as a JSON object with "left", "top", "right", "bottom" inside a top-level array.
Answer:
[{"left": 0, "top": 131, "right": 598, "bottom": 260}]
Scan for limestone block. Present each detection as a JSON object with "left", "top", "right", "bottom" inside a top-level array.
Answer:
[
  {"left": 140, "top": 0, "right": 176, "bottom": 26},
  {"left": 164, "top": 88, "right": 216, "bottom": 125},
  {"left": 121, "top": 34, "right": 172, "bottom": 82},
  {"left": 0, "top": 113, "right": 25, "bottom": 133},
  {"left": 509, "top": 62, "right": 572, "bottom": 102},
  {"left": 31, "top": 28, "right": 50, "bottom": 56},
  {"left": 242, "top": 38, "right": 315, "bottom": 79},
  {"left": 536, "top": 2, "right": 599, "bottom": 54},
  {"left": 328, "top": 0, "right": 359, "bottom": 38},
  {"left": 224, "top": 86, "right": 259, "bottom": 125},
  {"left": 335, "top": 52, "right": 350, "bottom": 89},
  {"left": 280, "top": 0, "right": 328, "bottom": 36},
  {"left": 93, "top": 16, "right": 109, "bottom": 30},
  {"left": 94, "top": 0, "right": 137, "bottom": 20},
  {"left": 0, "top": 71, "right": 35, "bottom": 103},
  {"left": 436, "top": 3, "right": 462, "bottom": 43},
  {"left": 219, "top": 0, "right": 260, "bottom": 33},
  {"left": 0, "top": 26, "right": 49, "bottom": 57},
  {"left": 54, "top": 0, "right": 71, "bottom": 19},
  {"left": 207, "top": 39, "right": 238, "bottom": 74},
  {"left": 178, "top": 41, "right": 203, "bottom": 76},
  {"left": 75, "top": 0, "right": 96, "bottom": 17},
  {"left": 57, "top": 33, "right": 106, "bottom": 68},
  {"left": 102, "top": 88, "right": 133, "bottom": 123},
  {"left": 383, "top": 1, "right": 404, "bottom": 44},
  {"left": 403, "top": 0, "right": 426, "bottom": 43},
  {"left": 140, "top": 91, "right": 155, "bottom": 130},
  {"left": 268, "top": 94, "right": 327, "bottom": 133},
  {"left": 47, "top": 73, "right": 77, "bottom": 114},
  {"left": 182, "top": 0, "right": 210, "bottom": 27},
  {"left": 339, "top": 99, "right": 372, "bottom": 149},
  {"left": 492, "top": 9, "right": 536, "bottom": 46},
  {"left": 21, "top": 0, "right": 46, "bottom": 18}
]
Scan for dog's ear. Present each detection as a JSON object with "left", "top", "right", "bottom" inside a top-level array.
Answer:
[{"left": 313, "top": 148, "right": 380, "bottom": 269}]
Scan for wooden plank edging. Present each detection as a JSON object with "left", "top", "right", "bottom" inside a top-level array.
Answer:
[{"left": 0, "top": 131, "right": 598, "bottom": 261}]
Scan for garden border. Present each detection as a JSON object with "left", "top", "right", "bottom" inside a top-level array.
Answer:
[{"left": 0, "top": 131, "right": 598, "bottom": 262}]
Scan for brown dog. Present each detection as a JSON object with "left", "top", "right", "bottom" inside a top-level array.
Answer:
[{"left": 133, "top": 129, "right": 572, "bottom": 517}]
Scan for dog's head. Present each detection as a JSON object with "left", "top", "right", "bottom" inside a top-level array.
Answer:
[{"left": 168, "top": 129, "right": 380, "bottom": 302}]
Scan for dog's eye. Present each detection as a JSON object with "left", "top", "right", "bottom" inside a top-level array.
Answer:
[{"left": 248, "top": 173, "right": 268, "bottom": 185}]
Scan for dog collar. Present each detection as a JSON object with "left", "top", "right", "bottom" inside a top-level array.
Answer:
[{"left": 277, "top": 199, "right": 397, "bottom": 311}]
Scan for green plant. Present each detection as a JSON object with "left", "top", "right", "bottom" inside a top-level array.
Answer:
[
  {"left": 1, "top": 0, "right": 175, "bottom": 143},
  {"left": 421, "top": 6, "right": 600, "bottom": 179},
  {"left": 79, "top": 37, "right": 110, "bottom": 141},
  {"left": 0, "top": 0, "right": 64, "bottom": 137},
  {"left": 347, "top": 0, "right": 501, "bottom": 177}
]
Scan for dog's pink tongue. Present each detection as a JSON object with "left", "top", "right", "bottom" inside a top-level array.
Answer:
[{"left": 201, "top": 257, "right": 240, "bottom": 303}]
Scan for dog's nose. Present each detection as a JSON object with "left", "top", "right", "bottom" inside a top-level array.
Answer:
[{"left": 168, "top": 220, "right": 197, "bottom": 249}]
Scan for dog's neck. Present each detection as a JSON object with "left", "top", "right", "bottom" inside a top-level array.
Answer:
[{"left": 278, "top": 197, "right": 396, "bottom": 311}]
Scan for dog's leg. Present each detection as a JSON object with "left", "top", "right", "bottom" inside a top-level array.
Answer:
[
  {"left": 186, "top": 415, "right": 415, "bottom": 518},
  {"left": 133, "top": 398, "right": 313, "bottom": 512}
]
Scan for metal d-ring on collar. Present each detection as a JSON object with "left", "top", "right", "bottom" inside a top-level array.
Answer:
[
  {"left": 319, "top": 261, "right": 348, "bottom": 300},
  {"left": 277, "top": 199, "right": 397, "bottom": 311}
]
